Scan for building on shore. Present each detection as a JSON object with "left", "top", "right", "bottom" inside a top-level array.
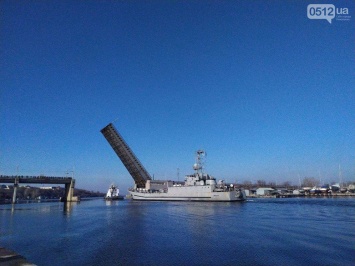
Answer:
[{"left": 256, "top": 187, "right": 276, "bottom": 196}]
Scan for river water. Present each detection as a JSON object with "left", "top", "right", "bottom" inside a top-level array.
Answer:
[{"left": 1, "top": 197, "right": 354, "bottom": 266}]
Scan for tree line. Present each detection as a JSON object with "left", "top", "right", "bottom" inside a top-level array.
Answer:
[
  {"left": 239, "top": 177, "right": 352, "bottom": 189},
  {"left": 0, "top": 186, "right": 105, "bottom": 202}
]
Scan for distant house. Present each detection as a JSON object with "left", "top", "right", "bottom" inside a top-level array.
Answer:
[
  {"left": 293, "top": 189, "right": 304, "bottom": 195},
  {"left": 40, "top": 186, "right": 55, "bottom": 190},
  {"left": 243, "top": 189, "right": 257, "bottom": 197},
  {"left": 256, "top": 187, "right": 276, "bottom": 196},
  {"left": 276, "top": 188, "right": 288, "bottom": 194}
]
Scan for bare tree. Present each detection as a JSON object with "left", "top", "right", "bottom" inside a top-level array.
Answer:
[
  {"left": 282, "top": 181, "right": 292, "bottom": 187},
  {"left": 242, "top": 180, "right": 252, "bottom": 189},
  {"left": 30, "top": 188, "right": 40, "bottom": 199},
  {"left": 302, "top": 177, "right": 319, "bottom": 187},
  {"left": 268, "top": 181, "right": 276, "bottom": 187},
  {"left": 257, "top": 180, "right": 266, "bottom": 187},
  {"left": 23, "top": 188, "right": 30, "bottom": 199}
]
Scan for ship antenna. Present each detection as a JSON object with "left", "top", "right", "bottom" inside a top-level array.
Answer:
[{"left": 193, "top": 150, "right": 206, "bottom": 177}]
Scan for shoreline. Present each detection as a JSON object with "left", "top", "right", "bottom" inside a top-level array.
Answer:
[{"left": 247, "top": 193, "right": 355, "bottom": 198}]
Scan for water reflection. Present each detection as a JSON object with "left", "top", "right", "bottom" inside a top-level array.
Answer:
[
  {"left": 105, "top": 200, "right": 120, "bottom": 206},
  {"left": 164, "top": 202, "right": 245, "bottom": 249},
  {"left": 63, "top": 202, "right": 79, "bottom": 216}
]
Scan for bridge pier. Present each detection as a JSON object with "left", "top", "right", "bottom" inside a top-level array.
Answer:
[
  {"left": 62, "top": 179, "right": 80, "bottom": 202},
  {"left": 12, "top": 178, "right": 19, "bottom": 204}
]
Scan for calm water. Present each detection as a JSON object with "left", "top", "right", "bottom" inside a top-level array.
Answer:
[{"left": 1, "top": 198, "right": 354, "bottom": 266}]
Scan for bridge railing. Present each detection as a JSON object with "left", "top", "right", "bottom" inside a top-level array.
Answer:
[{"left": 0, "top": 175, "right": 71, "bottom": 180}]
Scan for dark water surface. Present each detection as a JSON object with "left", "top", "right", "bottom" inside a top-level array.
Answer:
[{"left": 1, "top": 198, "right": 354, "bottom": 265}]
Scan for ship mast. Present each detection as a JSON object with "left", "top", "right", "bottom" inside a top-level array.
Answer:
[{"left": 193, "top": 150, "right": 206, "bottom": 178}]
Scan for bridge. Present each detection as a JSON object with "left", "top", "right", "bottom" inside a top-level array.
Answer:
[
  {"left": 0, "top": 175, "right": 79, "bottom": 203},
  {"left": 101, "top": 123, "right": 152, "bottom": 188}
]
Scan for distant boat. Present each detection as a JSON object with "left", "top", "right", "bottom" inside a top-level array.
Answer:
[
  {"left": 310, "top": 186, "right": 321, "bottom": 194},
  {"left": 105, "top": 184, "right": 124, "bottom": 200},
  {"left": 331, "top": 183, "right": 340, "bottom": 192},
  {"left": 320, "top": 184, "right": 330, "bottom": 193},
  {"left": 340, "top": 187, "right": 348, "bottom": 193},
  {"left": 348, "top": 184, "right": 355, "bottom": 193}
]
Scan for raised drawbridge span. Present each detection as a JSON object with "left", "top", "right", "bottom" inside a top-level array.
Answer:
[{"left": 101, "top": 123, "right": 152, "bottom": 188}]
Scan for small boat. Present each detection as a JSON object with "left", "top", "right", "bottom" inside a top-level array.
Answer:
[
  {"left": 331, "top": 183, "right": 340, "bottom": 192},
  {"left": 310, "top": 186, "right": 322, "bottom": 194},
  {"left": 348, "top": 184, "right": 355, "bottom": 193},
  {"left": 104, "top": 184, "right": 124, "bottom": 200},
  {"left": 340, "top": 187, "right": 348, "bottom": 193},
  {"left": 320, "top": 184, "right": 330, "bottom": 193}
]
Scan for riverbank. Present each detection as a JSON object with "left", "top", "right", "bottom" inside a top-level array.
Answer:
[{"left": 247, "top": 193, "right": 355, "bottom": 198}]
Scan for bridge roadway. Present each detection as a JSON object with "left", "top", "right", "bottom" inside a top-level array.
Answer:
[
  {"left": 0, "top": 175, "right": 79, "bottom": 203},
  {"left": 0, "top": 175, "right": 72, "bottom": 184}
]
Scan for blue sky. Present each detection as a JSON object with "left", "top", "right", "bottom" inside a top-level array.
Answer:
[{"left": 1, "top": 0, "right": 354, "bottom": 192}]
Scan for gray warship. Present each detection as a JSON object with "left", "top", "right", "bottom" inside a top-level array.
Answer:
[{"left": 101, "top": 123, "right": 246, "bottom": 202}]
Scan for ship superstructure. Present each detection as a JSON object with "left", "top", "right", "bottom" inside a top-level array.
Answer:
[{"left": 101, "top": 123, "right": 246, "bottom": 202}]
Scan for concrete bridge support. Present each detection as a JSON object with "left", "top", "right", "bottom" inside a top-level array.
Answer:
[
  {"left": 12, "top": 178, "right": 19, "bottom": 204},
  {"left": 62, "top": 179, "right": 79, "bottom": 202}
]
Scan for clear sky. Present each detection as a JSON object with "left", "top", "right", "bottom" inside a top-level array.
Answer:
[{"left": 1, "top": 0, "right": 354, "bottom": 193}]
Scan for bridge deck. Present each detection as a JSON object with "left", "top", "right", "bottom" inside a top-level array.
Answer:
[{"left": 0, "top": 175, "right": 72, "bottom": 184}]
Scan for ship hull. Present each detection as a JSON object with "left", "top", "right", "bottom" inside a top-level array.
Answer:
[
  {"left": 130, "top": 186, "right": 246, "bottom": 202},
  {"left": 105, "top": 196, "right": 124, "bottom": 201}
]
